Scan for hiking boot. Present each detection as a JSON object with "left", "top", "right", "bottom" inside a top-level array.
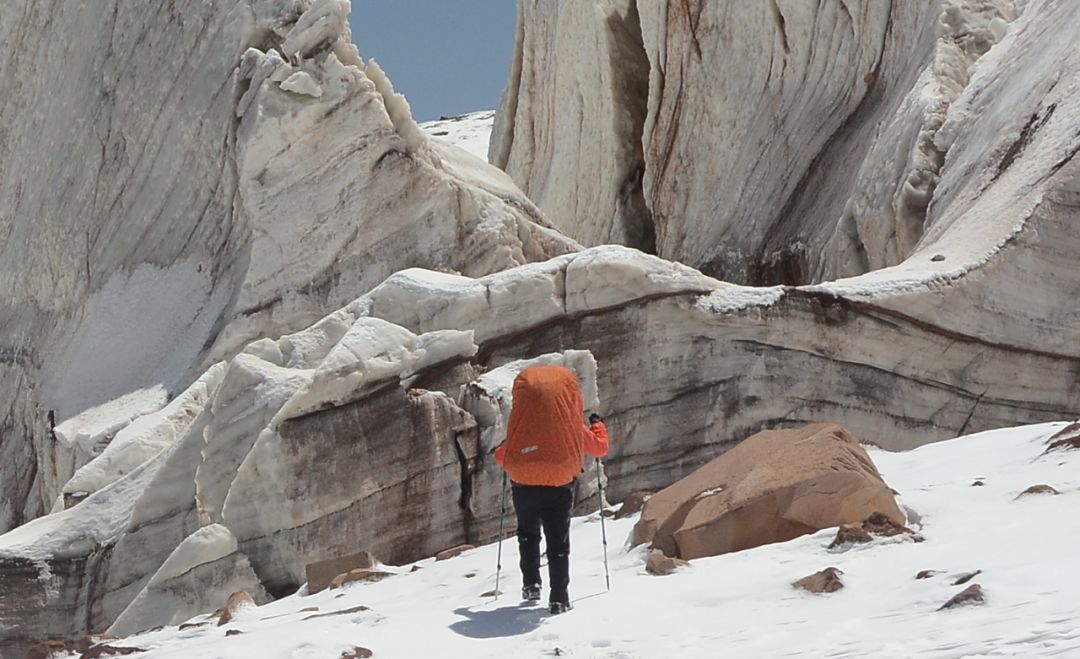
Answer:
[
  {"left": 548, "top": 600, "right": 573, "bottom": 615},
  {"left": 522, "top": 584, "right": 542, "bottom": 602}
]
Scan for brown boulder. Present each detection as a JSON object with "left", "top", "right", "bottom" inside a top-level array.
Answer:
[
  {"left": 915, "top": 570, "right": 940, "bottom": 580},
  {"left": 938, "top": 584, "right": 985, "bottom": 610},
  {"left": 1016, "top": 484, "right": 1060, "bottom": 498},
  {"left": 329, "top": 569, "right": 393, "bottom": 589},
  {"left": 792, "top": 567, "right": 845, "bottom": 594},
  {"left": 645, "top": 553, "right": 690, "bottom": 576},
  {"left": 217, "top": 590, "right": 256, "bottom": 626},
  {"left": 615, "top": 491, "right": 654, "bottom": 520},
  {"left": 24, "top": 640, "right": 68, "bottom": 659},
  {"left": 631, "top": 423, "right": 903, "bottom": 559},
  {"left": 435, "top": 544, "right": 474, "bottom": 561},
  {"left": 305, "top": 551, "right": 379, "bottom": 595},
  {"left": 341, "top": 648, "right": 374, "bottom": 658}
]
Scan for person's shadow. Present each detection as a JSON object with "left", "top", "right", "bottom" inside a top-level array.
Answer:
[{"left": 449, "top": 602, "right": 547, "bottom": 639}]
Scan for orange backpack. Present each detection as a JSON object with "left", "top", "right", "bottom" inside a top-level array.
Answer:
[{"left": 500, "top": 365, "right": 588, "bottom": 486}]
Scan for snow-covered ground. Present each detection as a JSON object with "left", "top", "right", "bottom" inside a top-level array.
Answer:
[
  {"left": 101, "top": 422, "right": 1079, "bottom": 658},
  {"left": 420, "top": 111, "right": 495, "bottom": 162}
]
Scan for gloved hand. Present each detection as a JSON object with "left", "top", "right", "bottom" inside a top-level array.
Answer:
[{"left": 588, "top": 412, "right": 603, "bottom": 425}]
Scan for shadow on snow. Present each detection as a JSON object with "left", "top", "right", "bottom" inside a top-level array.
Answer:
[{"left": 449, "top": 603, "right": 547, "bottom": 639}]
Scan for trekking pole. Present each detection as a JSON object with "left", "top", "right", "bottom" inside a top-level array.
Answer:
[
  {"left": 494, "top": 470, "right": 508, "bottom": 599},
  {"left": 596, "top": 458, "right": 611, "bottom": 591}
]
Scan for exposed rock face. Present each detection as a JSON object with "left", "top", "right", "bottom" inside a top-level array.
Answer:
[
  {"left": 0, "top": 0, "right": 574, "bottom": 535},
  {"left": 630, "top": 424, "right": 904, "bottom": 559}
]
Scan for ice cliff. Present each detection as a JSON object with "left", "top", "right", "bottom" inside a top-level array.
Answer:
[{"left": 0, "top": 0, "right": 574, "bottom": 535}]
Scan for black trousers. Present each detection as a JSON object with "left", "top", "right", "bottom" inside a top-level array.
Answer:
[{"left": 511, "top": 483, "right": 574, "bottom": 603}]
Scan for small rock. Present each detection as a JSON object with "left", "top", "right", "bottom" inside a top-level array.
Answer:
[
  {"left": 830, "top": 525, "right": 873, "bottom": 547},
  {"left": 1016, "top": 484, "right": 1061, "bottom": 498},
  {"left": 931, "top": 254, "right": 946, "bottom": 262},
  {"left": 915, "top": 570, "right": 940, "bottom": 580},
  {"left": 410, "top": 565, "right": 422, "bottom": 573},
  {"left": 306, "top": 551, "right": 380, "bottom": 594},
  {"left": 645, "top": 552, "right": 690, "bottom": 576},
  {"left": 938, "top": 583, "right": 985, "bottom": 610},
  {"left": 1047, "top": 421, "right": 1080, "bottom": 442},
  {"left": 299, "top": 606, "right": 320, "bottom": 613},
  {"left": 74, "top": 634, "right": 118, "bottom": 653},
  {"left": 24, "top": 640, "right": 68, "bottom": 659},
  {"left": 829, "top": 511, "right": 916, "bottom": 548},
  {"left": 178, "top": 621, "right": 211, "bottom": 631},
  {"left": 971, "top": 479, "right": 985, "bottom": 487},
  {"left": 792, "top": 567, "right": 845, "bottom": 594},
  {"left": 302, "top": 605, "right": 370, "bottom": 621},
  {"left": 435, "top": 544, "right": 474, "bottom": 561},
  {"left": 80, "top": 645, "right": 147, "bottom": 659},
  {"left": 218, "top": 590, "right": 256, "bottom": 626},
  {"left": 614, "top": 491, "right": 654, "bottom": 520},
  {"left": 1045, "top": 434, "right": 1080, "bottom": 453},
  {"left": 329, "top": 569, "right": 393, "bottom": 589},
  {"left": 480, "top": 589, "right": 503, "bottom": 597},
  {"left": 341, "top": 648, "right": 374, "bottom": 659},
  {"left": 951, "top": 569, "right": 982, "bottom": 586},
  {"left": 464, "top": 572, "right": 477, "bottom": 578},
  {"left": 225, "top": 629, "right": 244, "bottom": 637},
  {"left": 861, "top": 512, "right": 912, "bottom": 537}
]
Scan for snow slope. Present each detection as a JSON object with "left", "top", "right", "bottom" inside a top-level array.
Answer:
[
  {"left": 97, "top": 422, "right": 1079, "bottom": 658},
  {"left": 420, "top": 111, "right": 495, "bottom": 162}
]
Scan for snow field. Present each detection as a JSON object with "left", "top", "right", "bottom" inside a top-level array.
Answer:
[{"left": 113, "top": 422, "right": 1079, "bottom": 658}]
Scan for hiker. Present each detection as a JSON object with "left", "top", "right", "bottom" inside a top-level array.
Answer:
[{"left": 494, "top": 364, "right": 609, "bottom": 614}]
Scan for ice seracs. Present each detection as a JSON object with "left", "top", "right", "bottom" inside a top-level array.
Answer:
[{"left": 0, "top": 0, "right": 574, "bottom": 535}]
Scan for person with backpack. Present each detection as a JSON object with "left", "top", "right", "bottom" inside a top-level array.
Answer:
[{"left": 494, "top": 364, "right": 610, "bottom": 614}]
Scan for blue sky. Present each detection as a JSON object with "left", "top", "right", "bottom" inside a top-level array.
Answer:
[{"left": 349, "top": 1, "right": 517, "bottom": 122}]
